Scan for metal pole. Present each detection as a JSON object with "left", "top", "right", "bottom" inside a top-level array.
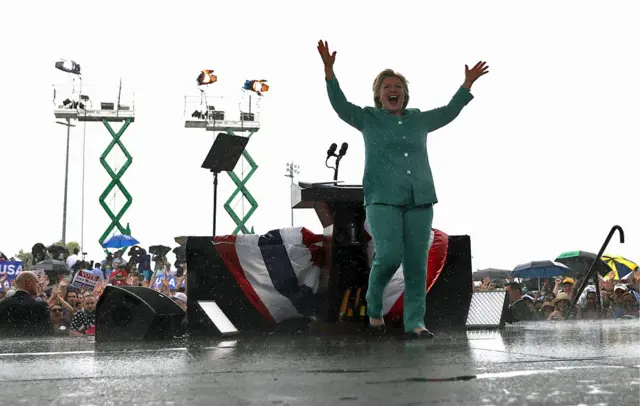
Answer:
[
  {"left": 80, "top": 119, "right": 86, "bottom": 254},
  {"left": 290, "top": 176, "right": 294, "bottom": 227},
  {"left": 213, "top": 172, "right": 218, "bottom": 237},
  {"left": 62, "top": 118, "right": 71, "bottom": 245}
]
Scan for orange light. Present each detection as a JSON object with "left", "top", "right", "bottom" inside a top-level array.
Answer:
[{"left": 197, "top": 70, "right": 217, "bottom": 86}]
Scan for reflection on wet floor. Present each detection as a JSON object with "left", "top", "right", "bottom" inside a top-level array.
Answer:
[{"left": 0, "top": 320, "right": 638, "bottom": 405}]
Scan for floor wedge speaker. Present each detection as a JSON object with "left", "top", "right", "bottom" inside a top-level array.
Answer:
[{"left": 96, "top": 286, "right": 186, "bottom": 341}]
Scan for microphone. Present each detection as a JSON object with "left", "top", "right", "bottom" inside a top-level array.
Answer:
[
  {"left": 327, "top": 143, "right": 338, "bottom": 158},
  {"left": 338, "top": 142, "right": 348, "bottom": 157}
]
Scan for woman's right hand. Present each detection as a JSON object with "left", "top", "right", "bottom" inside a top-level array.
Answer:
[{"left": 317, "top": 40, "right": 336, "bottom": 69}]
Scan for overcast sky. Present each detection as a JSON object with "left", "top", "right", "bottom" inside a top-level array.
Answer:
[{"left": 1, "top": 1, "right": 638, "bottom": 271}]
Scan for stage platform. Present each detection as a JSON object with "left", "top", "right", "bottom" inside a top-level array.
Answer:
[{"left": 0, "top": 320, "right": 637, "bottom": 405}]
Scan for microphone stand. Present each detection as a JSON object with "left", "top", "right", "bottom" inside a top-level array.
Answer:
[{"left": 333, "top": 153, "right": 345, "bottom": 182}]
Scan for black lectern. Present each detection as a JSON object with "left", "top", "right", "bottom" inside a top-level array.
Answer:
[
  {"left": 291, "top": 183, "right": 368, "bottom": 322},
  {"left": 202, "top": 133, "right": 248, "bottom": 236}
]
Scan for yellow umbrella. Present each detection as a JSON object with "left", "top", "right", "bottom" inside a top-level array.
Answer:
[{"left": 601, "top": 254, "right": 638, "bottom": 280}]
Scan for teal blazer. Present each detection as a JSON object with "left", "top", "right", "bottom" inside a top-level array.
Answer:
[{"left": 326, "top": 76, "right": 474, "bottom": 206}]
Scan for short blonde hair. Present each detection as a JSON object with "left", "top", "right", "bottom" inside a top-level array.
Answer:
[{"left": 372, "top": 69, "right": 410, "bottom": 109}]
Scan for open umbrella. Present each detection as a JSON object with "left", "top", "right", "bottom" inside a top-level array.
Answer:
[
  {"left": 102, "top": 234, "right": 140, "bottom": 249},
  {"left": 511, "top": 260, "right": 571, "bottom": 279},
  {"left": 32, "top": 260, "right": 71, "bottom": 285},
  {"left": 473, "top": 268, "right": 511, "bottom": 281},
  {"left": 555, "top": 251, "right": 611, "bottom": 277},
  {"left": 601, "top": 255, "right": 638, "bottom": 280}
]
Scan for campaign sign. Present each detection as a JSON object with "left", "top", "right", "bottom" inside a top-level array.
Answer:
[
  {"left": 72, "top": 270, "right": 101, "bottom": 290},
  {"left": 154, "top": 274, "right": 185, "bottom": 291},
  {"left": 0, "top": 261, "right": 24, "bottom": 289}
]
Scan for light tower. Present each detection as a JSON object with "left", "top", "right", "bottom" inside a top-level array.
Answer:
[
  {"left": 53, "top": 70, "right": 135, "bottom": 250},
  {"left": 184, "top": 72, "right": 267, "bottom": 235},
  {"left": 284, "top": 162, "right": 300, "bottom": 227}
]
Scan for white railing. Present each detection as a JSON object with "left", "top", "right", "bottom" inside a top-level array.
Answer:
[{"left": 52, "top": 83, "right": 135, "bottom": 112}]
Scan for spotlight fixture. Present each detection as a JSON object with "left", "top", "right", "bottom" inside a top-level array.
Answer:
[
  {"left": 55, "top": 59, "right": 81, "bottom": 75},
  {"left": 80, "top": 95, "right": 90, "bottom": 101},
  {"left": 243, "top": 79, "right": 269, "bottom": 96},
  {"left": 197, "top": 70, "right": 217, "bottom": 86}
]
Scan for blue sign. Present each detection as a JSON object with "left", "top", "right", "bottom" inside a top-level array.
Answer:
[
  {"left": 154, "top": 274, "right": 185, "bottom": 291},
  {"left": 0, "top": 261, "right": 24, "bottom": 289}
]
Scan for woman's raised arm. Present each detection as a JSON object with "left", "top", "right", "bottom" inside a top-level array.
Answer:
[{"left": 318, "top": 40, "right": 365, "bottom": 131}]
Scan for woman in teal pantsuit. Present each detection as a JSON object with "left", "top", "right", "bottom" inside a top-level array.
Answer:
[{"left": 317, "top": 40, "right": 489, "bottom": 339}]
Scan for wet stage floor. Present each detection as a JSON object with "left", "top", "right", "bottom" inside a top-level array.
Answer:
[{"left": 0, "top": 320, "right": 638, "bottom": 405}]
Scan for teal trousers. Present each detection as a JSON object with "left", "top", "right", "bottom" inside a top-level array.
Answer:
[{"left": 365, "top": 202, "right": 434, "bottom": 332}]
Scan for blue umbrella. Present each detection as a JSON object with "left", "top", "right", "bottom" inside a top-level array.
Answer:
[
  {"left": 102, "top": 234, "right": 140, "bottom": 249},
  {"left": 511, "top": 260, "right": 570, "bottom": 279}
]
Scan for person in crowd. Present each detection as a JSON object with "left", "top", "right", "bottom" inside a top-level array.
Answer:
[
  {"left": 50, "top": 303, "right": 70, "bottom": 336},
  {"left": 0, "top": 271, "right": 52, "bottom": 336},
  {"left": 620, "top": 292, "right": 639, "bottom": 317},
  {"left": 47, "top": 282, "right": 74, "bottom": 320},
  {"left": 0, "top": 273, "right": 7, "bottom": 300},
  {"left": 139, "top": 250, "right": 152, "bottom": 282},
  {"left": 109, "top": 263, "right": 129, "bottom": 286},
  {"left": 553, "top": 277, "right": 575, "bottom": 298},
  {"left": 66, "top": 248, "right": 80, "bottom": 270},
  {"left": 577, "top": 291, "right": 600, "bottom": 320},
  {"left": 70, "top": 293, "right": 96, "bottom": 336},
  {"left": 101, "top": 252, "right": 114, "bottom": 279},
  {"left": 172, "top": 292, "right": 187, "bottom": 311},
  {"left": 540, "top": 298, "right": 555, "bottom": 319},
  {"left": 111, "top": 250, "right": 127, "bottom": 269},
  {"left": 317, "top": 39, "right": 488, "bottom": 339},
  {"left": 510, "top": 292, "right": 538, "bottom": 321},
  {"left": 90, "top": 263, "right": 104, "bottom": 281},
  {"left": 505, "top": 282, "right": 523, "bottom": 305},
  {"left": 547, "top": 292, "right": 571, "bottom": 321}
]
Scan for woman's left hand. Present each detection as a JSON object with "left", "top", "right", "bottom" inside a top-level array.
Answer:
[{"left": 463, "top": 61, "right": 489, "bottom": 88}]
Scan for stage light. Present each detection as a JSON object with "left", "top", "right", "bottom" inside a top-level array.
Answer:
[
  {"left": 62, "top": 98, "right": 72, "bottom": 107},
  {"left": 80, "top": 95, "right": 90, "bottom": 101},
  {"left": 197, "top": 70, "right": 217, "bottom": 86},
  {"left": 243, "top": 80, "right": 269, "bottom": 96},
  {"left": 55, "top": 59, "right": 81, "bottom": 75},
  {"left": 192, "top": 110, "right": 201, "bottom": 118},
  {"left": 241, "top": 112, "right": 255, "bottom": 121}
]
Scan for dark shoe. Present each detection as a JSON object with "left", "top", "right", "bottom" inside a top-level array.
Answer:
[
  {"left": 405, "top": 329, "right": 435, "bottom": 340},
  {"left": 367, "top": 324, "right": 387, "bottom": 336}
]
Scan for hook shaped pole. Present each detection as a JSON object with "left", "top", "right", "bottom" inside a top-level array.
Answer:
[{"left": 567, "top": 225, "right": 625, "bottom": 318}]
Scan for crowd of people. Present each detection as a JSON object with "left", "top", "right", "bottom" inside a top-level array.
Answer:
[
  {"left": 1, "top": 241, "right": 638, "bottom": 337},
  {"left": 0, "top": 246, "right": 187, "bottom": 337},
  {"left": 475, "top": 274, "right": 640, "bottom": 322}
]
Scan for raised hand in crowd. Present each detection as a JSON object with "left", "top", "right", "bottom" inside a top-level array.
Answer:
[
  {"left": 541, "top": 279, "right": 550, "bottom": 294},
  {"left": 479, "top": 276, "right": 490, "bottom": 291}
]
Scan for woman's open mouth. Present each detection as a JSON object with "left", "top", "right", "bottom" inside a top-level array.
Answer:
[{"left": 388, "top": 95, "right": 399, "bottom": 107}]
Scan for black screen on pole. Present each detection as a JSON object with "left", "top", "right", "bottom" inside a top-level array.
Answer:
[{"left": 201, "top": 133, "right": 249, "bottom": 172}]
